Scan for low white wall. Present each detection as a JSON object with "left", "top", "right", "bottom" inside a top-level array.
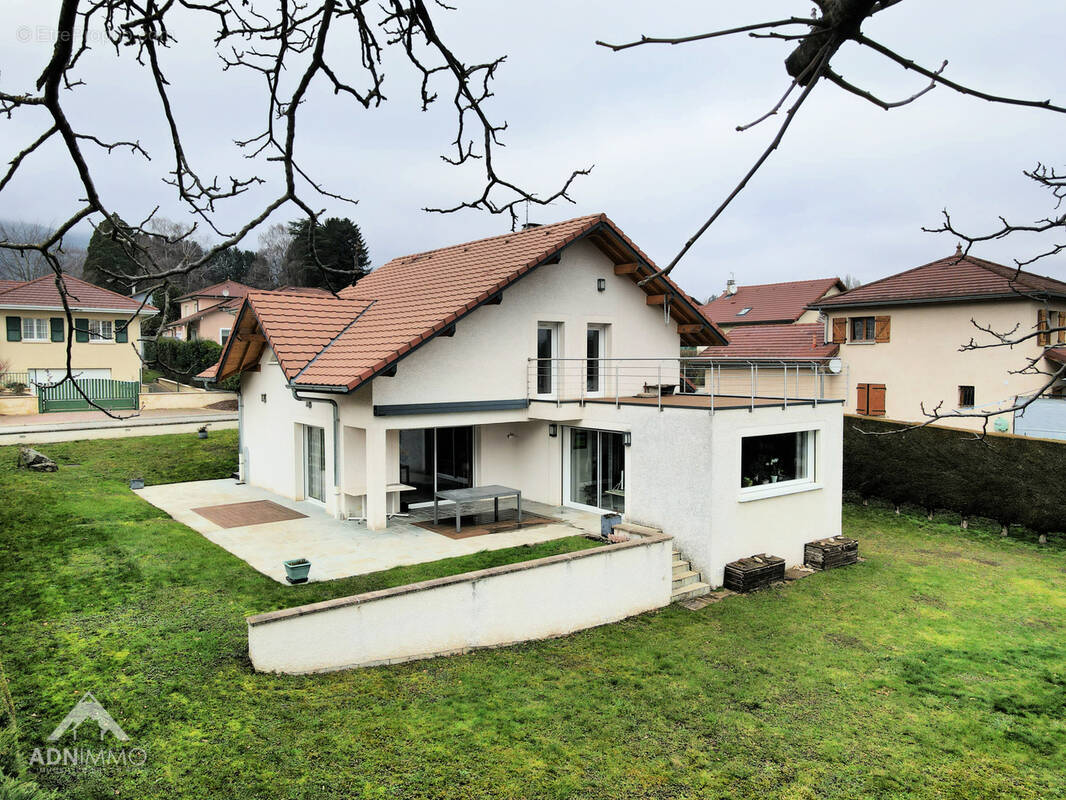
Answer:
[{"left": 247, "top": 533, "right": 673, "bottom": 674}]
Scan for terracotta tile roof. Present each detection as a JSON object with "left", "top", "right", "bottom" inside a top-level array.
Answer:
[
  {"left": 811, "top": 253, "right": 1066, "bottom": 309},
  {"left": 0, "top": 280, "right": 21, "bottom": 293},
  {"left": 207, "top": 214, "right": 726, "bottom": 389},
  {"left": 698, "top": 323, "right": 838, "bottom": 360},
  {"left": 244, "top": 291, "right": 372, "bottom": 381},
  {"left": 176, "top": 279, "right": 253, "bottom": 302},
  {"left": 700, "top": 277, "right": 843, "bottom": 325},
  {"left": 0, "top": 274, "right": 156, "bottom": 313},
  {"left": 274, "top": 285, "right": 335, "bottom": 296},
  {"left": 163, "top": 298, "right": 239, "bottom": 329}
]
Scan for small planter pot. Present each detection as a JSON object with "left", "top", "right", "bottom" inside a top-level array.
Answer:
[
  {"left": 129, "top": 478, "right": 145, "bottom": 490},
  {"left": 283, "top": 558, "right": 311, "bottom": 584},
  {"left": 197, "top": 430, "right": 208, "bottom": 439}
]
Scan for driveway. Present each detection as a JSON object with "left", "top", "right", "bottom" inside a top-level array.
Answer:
[
  {"left": 0, "top": 407, "right": 237, "bottom": 443},
  {"left": 135, "top": 479, "right": 601, "bottom": 584}
]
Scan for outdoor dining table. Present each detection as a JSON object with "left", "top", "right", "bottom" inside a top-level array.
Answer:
[{"left": 433, "top": 485, "right": 522, "bottom": 534}]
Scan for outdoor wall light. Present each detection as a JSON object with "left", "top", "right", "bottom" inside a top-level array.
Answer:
[
  {"left": 623, "top": 431, "right": 632, "bottom": 447},
  {"left": 597, "top": 278, "right": 607, "bottom": 292},
  {"left": 260, "top": 393, "right": 267, "bottom": 404},
  {"left": 548, "top": 423, "right": 558, "bottom": 437}
]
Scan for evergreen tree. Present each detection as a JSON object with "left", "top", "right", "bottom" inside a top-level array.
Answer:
[
  {"left": 202, "top": 247, "right": 256, "bottom": 285},
  {"left": 82, "top": 214, "right": 139, "bottom": 294},
  {"left": 284, "top": 217, "right": 370, "bottom": 291}
]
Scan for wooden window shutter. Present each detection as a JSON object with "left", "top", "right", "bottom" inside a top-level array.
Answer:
[
  {"left": 1058, "top": 311, "right": 1066, "bottom": 345},
  {"left": 856, "top": 383, "right": 869, "bottom": 415},
  {"left": 115, "top": 319, "right": 128, "bottom": 344},
  {"left": 874, "top": 316, "right": 891, "bottom": 343},
  {"left": 50, "top": 317, "right": 64, "bottom": 342},
  {"left": 6, "top": 316, "right": 21, "bottom": 342},
  {"left": 869, "top": 384, "right": 887, "bottom": 416},
  {"left": 832, "top": 317, "right": 847, "bottom": 344},
  {"left": 1037, "top": 309, "right": 1050, "bottom": 346},
  {"left": 74, "top": 318, "right": 90, "bottom": 343}
]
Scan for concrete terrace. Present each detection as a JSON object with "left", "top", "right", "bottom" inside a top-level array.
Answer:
[{"left": 135, "top": 478, "right": 602, "bottom": 584}]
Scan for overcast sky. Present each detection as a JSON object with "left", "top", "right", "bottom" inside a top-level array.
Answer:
[{"left": 2, "top": 1, "right": 1063, "bottom": 300}]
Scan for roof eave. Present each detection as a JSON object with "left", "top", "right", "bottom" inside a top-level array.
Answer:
[{"left": 810, "top": 291, "right": 1066, "bottom": 311}]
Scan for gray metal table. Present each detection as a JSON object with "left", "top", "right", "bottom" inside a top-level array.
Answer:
[{"left": 434, "top": 485, "right": 522, "bottom": 534}]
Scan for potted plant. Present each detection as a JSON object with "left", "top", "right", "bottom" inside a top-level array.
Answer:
[
  {"left": 197, "top": 425, "right": 209, "bottom": 439},
  {"left": 284, "top": 558, "right": 311, "bottom": 584},
  {"left": 129, "top": 476, "right": 145, "bottom": 490}
]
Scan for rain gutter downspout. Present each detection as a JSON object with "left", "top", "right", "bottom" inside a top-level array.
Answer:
[{"left": 291, "top": 387, "right": 341, "bottom": 511}]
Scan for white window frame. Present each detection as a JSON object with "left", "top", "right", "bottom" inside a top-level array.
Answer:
[
  {"left": 219, "top": 327, "right": 232, "bottom": 346},
  {"left": 535, "top": 322, "right": 561, "bottom": 398},
  {"left": 585, "top": 324, "right": 607, "bottom": 397},
  {"left": 21, "top": 317, "right": 49, "bottom": 342},
  {"left": 738, "top": 428, "right": 819, "bottom": 502},
  {"left": 87, "top": 319, "right": 113, "bottom": 343}
]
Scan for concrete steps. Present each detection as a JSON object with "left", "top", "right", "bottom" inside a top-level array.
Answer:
[{"left": 670, "top": 547, "right": 710, "bottom": 602}]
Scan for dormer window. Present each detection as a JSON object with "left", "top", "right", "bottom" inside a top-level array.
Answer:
[{"left": 736, "top": 307, "right": 752, "bottom": 316}]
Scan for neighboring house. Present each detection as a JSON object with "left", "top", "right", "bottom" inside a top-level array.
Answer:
[
  {"left": 201, "top": 214, "right": 844, "bottom": 586},
  {"left": 809, "top": 250, "right": 1066, "bottom": 432},
  {"left": 0, "top": 274, "right": 156, "bottom": 385},
  {"left": 163, "top": 280, "right": 253, "bottom": 345},
  {"left": 701, "top": 277, "right": 844, "bottom": 332},
  {"left": 696, "top": 323, "right": 845, "bottom": 401}
]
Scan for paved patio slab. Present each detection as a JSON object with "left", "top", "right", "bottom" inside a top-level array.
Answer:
[{"left": 135, "top": 479, "right": 602, "bottom": 584}]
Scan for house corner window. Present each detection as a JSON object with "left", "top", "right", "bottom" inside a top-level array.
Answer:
[
  {"left": 220, "top": 327, "right": 231, "bottom": 346},
  {"left": 88, "top": 319, "right": 113, "bottom": 343},
  {"left": 740, "top": 431, "right": 815, "bottom": 492},
  {"left": 850, "top": 316, "right": 875, "bottom": 342},
  {"left": 21, "top": 318, "right": 49, "bottom": 342}
]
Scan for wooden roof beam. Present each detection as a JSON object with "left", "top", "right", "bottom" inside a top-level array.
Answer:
[
  {"left": 646, "top": 294, "right": 667, "bottom": 305},
  {"left": 677, "top": 323, "right": 704, "bottom": 334},
  {"left": 614, "top": 262, "right": 640, "bottom": 276}
]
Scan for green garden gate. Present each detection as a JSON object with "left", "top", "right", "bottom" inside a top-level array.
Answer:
[{"left": 38, "top": 378, "right": 140, "bottom": 413}]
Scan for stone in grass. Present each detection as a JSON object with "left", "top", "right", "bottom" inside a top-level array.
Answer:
[{"left": 16, "top": 446, "right": 58, "bottom": 472}]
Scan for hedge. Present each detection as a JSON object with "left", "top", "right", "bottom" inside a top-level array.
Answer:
[
  {"left": 843, "top": 415, "right": 1065, "bottom": 534},
  {"left": 143, "top": 337, "right": 240, "bottom": 392}
]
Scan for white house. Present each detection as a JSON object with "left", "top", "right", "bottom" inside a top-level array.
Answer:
[{"left": 201, "top": 215, "right": 844, "bottom": 586}]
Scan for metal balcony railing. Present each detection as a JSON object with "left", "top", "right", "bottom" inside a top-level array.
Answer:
[{"left": 526, "top": 357, "right": 846, "bottom": 413}]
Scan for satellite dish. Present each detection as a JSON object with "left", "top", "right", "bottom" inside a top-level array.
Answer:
[{"left": 827, "top": 358, "right": 843, "bottom": 374}]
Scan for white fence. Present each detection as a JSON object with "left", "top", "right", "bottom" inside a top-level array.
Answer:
[{"left": 247, "top": 533, "right": 673, "bottom": 674}]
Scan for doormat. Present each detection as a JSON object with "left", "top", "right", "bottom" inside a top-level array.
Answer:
[
  {"left": 413, "top": 512, "right": 560, "bottom": 540},
  {"left": 192, "top": 500, "right": 307, "bottom": 529}
]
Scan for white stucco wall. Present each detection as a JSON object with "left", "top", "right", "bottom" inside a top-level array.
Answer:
[
  {"left": 572, "top": 399, "right": 843, "bottom": 586},
  {"left": 246, "top": 534, "right": 673, "bottom": 673},
  {"left": 370, "top": 239, "right": 683, "bottom": 406}
]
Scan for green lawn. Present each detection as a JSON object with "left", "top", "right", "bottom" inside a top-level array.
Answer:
[{"left": 1, "top": 433, "right": 1065, "bottom": 799}]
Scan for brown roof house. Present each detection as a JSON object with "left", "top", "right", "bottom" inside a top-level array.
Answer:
[
  {"left": 700, "top": 277, "right": 844, "bottom": 331},
  {"left": 0, "top": 274, "right": 156, "bottom": 395},
  {"left": 163, "top": 279, "right": 253, "bottom": 346},
  {"left": 200, "top": 214, "right": 845, "bottom": 590},
  {"left": 809, "top": 250, "right": 1066, "bottom": 433}
]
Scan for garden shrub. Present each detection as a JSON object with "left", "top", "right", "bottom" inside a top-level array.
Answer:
[
  {"left": 143, "top": 337, "right": 240, "bottom": 390},
  {"left": 844, "top": 415, "right": 1066, "bottom": 535}
]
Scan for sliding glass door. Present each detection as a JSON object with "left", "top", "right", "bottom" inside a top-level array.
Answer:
[
  {"left": 565, "top": 428, "right": 625, "bottom": 513},
  {"left": 398, "top": 426, "right": 474, "bottom": 506}
]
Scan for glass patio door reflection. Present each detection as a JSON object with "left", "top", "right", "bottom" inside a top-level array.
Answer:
[
  {"left": 398, "top": 426, "right": 474, "bottom": 506},
  {"left": 566, "top": 428, "right": 625, "bottom": 513}
]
